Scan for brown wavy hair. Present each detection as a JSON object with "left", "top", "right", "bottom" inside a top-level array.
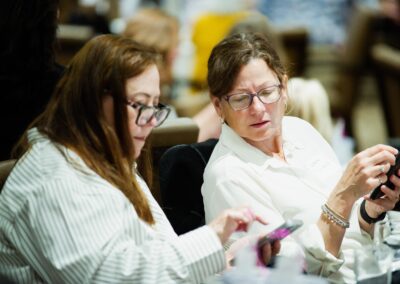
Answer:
[
  {"left": 16, "top": 35, "right": 160, "bottom": 224},
  {"left": 207, "top": 32, "right": 286, "bottom": 99}
]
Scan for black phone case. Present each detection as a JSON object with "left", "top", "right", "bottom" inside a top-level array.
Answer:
[{"left": 370, "top": 155, "right": 400, "bottom": 200}]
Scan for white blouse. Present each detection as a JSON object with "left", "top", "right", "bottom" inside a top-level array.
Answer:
[
  {"left": 202, "top": 116, "right": 373, "bottom": 283},
  {"left": 0, "top": 128, "right": 225, "bottom": 284}
]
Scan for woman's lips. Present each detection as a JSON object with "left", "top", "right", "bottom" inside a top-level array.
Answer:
[
  {"left": 133, "top": 136, "right": 146, "bottom": 142},
  {"left": 250, "top": 120, "right": 269, "bottom": 128}
]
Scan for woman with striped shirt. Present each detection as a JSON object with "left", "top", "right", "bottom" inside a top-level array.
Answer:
[{"left": 0, "top": 35, "right": 277, "bottom": 283}]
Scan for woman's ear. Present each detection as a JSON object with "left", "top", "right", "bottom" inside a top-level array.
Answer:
[{"left": 210, "top": 95, "right": 224, "bottom": 118}]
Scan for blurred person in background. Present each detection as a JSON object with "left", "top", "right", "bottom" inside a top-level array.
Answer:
[
  {"left": 257, "top": 0, "right": 378, "bottom": 46},
  {"left": 286, "top": 78, "right": 333, "bottom": 143},
  {"left": 286, "top": 78, "right": 357, "bottom": 165},
  {"left": 123, "top": 7, "right": 179, "bottom": 105}
]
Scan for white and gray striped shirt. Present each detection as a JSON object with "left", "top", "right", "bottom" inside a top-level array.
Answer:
[{"left": 0, "top": 128, "right": 225, "bottom": 283}]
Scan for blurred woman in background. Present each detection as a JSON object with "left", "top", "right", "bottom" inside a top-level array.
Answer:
[{"left": 123, "top": 8, "right": 179, "bottom": 104}]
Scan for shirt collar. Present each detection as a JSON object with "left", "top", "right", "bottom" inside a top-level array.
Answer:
[
  {"left": 219, "top": 118, "right": 304, "bottom": 169},
  {"left": 27, "top": 127, "right": 46, "bottom": 144},
  {"left": 27, "top": 128, "right": 94, "bottom": 175}
]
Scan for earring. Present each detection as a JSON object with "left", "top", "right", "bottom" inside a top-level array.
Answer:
[{"left": 220, "top": 117, "right": 224, "bottom": 124}]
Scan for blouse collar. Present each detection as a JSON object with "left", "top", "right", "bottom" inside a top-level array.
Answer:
[{"left": 219, "top": 117, "right": 304, "bottom": 169}]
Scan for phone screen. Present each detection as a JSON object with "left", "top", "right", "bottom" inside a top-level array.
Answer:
[
  {"left": 258, "top": 219, "right": 303, "bottom": 248},
  {"left": 267, "top": 227, "right": 293, "bottom": 241}
]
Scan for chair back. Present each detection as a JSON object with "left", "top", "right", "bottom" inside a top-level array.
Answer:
[
  {"left": 159, "top": 139, "right": 218, "bottom": 235},
  {"left": 0, "top": 159, "right": 16, "bottom": 192},
  {"left": 147, "top": 117, "right": 199, "bottom": 203},
  {"left": 372, "top": 44, "right": 400, "bottom": 139}
]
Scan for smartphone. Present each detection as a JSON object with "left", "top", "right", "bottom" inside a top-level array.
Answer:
[
  {"left": 370, "top": 155, "right": 400, "bottom": 200},
  {"left": 257, "top": 219, "right": 303, "bottom": 248}
]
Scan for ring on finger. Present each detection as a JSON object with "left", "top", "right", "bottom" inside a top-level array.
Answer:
[
  {"left": 379, "top": 165, "right": 385, "bottom": 174},
  {"left": 378, "top": 177, "right": 384, "bottom": 184}
]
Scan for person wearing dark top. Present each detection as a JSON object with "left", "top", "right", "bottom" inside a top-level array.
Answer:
[
  {"left": 373, "top": 0, "right": 400, "bottom": 50},
  {"left": 0, "top": 0, "right": 63, "bottom": 160}
]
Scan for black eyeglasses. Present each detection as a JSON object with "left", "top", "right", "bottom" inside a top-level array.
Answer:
[
  {"left": 224, "top": 84, "right": 282, "bottom": 111},
  {"left": 126, "top": 102, "right": 171, "bottom": 127}
]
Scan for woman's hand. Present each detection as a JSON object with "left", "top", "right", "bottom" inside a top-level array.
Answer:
[
  {"left": 322, "top": 145, "right": 398, "bottom": 249},
  {"left": 364, "top": 169, "right": 400, "bottom": 217},
  {"left": 258, "top": 238, "right": 281, "bottom": 266},
  {"left": 208, "top": 207, "right": 267, "bottom": 245},
  {"left": 225, "top": 234, "right": 281, "bottom": 268},
  {"left": 334, "top": 144, "right": 397, "bottom": 204}
]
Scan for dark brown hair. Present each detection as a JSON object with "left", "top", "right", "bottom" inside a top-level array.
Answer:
[
  {"left": 207, "top": 32, "right": 286, "bottom": 98},
  {"left": 16, "top": 34, "right": 160, "bottom": 224}
]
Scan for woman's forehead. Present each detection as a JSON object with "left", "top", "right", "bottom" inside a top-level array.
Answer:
[
  {"left": 232, "top": 59, "right": 278, "bottom": 90},
  {"left": 125, "top": 65, "right": 160, "bottom": 98}
]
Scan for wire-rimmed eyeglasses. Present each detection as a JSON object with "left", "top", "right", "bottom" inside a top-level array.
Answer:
[
  {"left": 126, "top": 102, "right": 171, "bottom": 127},
  {"left": 224, "top": 84, "right": 282, "bottom": 111}
]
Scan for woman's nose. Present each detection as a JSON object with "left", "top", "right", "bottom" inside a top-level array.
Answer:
[{"left": 249, "top": 95, "right": 265, "bottom": 113}]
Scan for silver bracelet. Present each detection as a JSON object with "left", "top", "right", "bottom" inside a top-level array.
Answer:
[{"left": 321, "top": 204, "right": 350, "bottom": 229}]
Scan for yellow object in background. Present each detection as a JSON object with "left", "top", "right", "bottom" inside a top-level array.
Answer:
[{"left": 191, "top": 11, "right": 249, "bottom": 90}]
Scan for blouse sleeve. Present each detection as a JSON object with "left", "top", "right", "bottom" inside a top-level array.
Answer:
[
  {"left": 297, "top": 200, "right": 373, "bottom": 281},
  {"left": 19, "top": 178, "right": 225, "bottom": 284}
]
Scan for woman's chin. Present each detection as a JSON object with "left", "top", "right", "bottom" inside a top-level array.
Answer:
[
  {"left": 134, "top": 151, "right": 141, "bottom": 159},
  {"left": 133, "top": 142, "right": 145, "bottom": 159}
]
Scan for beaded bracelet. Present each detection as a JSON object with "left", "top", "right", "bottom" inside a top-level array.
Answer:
[{"left": 321, "top": 204, "right": 350, "bottom": 229}]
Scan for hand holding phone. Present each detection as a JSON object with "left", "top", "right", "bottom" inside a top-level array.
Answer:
[
  {"left": 370, "top": 155, "right": 400, "bottom": 200},
  {"left": 257, "top": 219, "right": 303, "bottom": 248}
]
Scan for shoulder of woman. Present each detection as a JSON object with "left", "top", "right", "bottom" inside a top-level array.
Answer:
[
  {"left": 204, "top": 150, "right": 248, "bottom": 181},
  {"left": 283, "top": 116, "right": 316, "bottom": 132},
  {"left": 283, "top": 116, "right": 327, "bottom": 146}
]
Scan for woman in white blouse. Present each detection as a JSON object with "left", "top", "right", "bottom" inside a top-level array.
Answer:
[
  {"left": 0, "top": 35, "right": 278, "bottom": 283},
  {"left": 201, "top": 32, "right": 400, "bottom": 283}
]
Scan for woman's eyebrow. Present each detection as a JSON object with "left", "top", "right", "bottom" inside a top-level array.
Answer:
[
  {"left": 232, "top": 82, "right": 278, "bottom": 93},
  {"left": 130, "top": 92, "right": 151, "bottom": 98},
  {"left": 128, "top": 92, "right": 160, "bottom": 100},
  {"left": 234, "top": 78, "right": 280, "bottom": 91}
]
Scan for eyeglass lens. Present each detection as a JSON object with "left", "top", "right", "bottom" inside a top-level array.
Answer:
[
  {"left": 136, "top": 105, "right": 169, "bottom": 127},
  {"left": 227, "top": 85, "right": 281, "bottom": 110}
]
